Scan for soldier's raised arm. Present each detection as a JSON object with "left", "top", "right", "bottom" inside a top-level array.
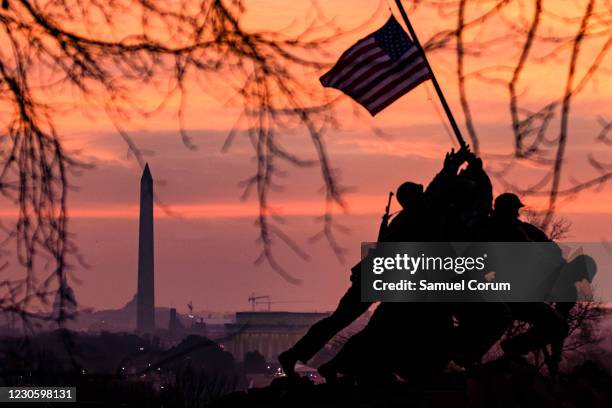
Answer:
[{"left": 425, "top": 146, "right": 470, "bottom": 196}]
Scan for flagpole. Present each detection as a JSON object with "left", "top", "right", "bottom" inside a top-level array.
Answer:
[{"left": 394, "top": 0, "right": 467, "bottom": 149}]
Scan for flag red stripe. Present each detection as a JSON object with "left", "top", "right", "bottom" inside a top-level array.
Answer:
[
  {"left": 333, "top": 53, "right": 391, "bottom": 90},
  {"left": 345, "top": 49, "right": 422, "bottom": 98},
  {"left": 326, "top": 48, "right": 385, "bottom": 87},
  {"left": 320, "top": 39, "right": 377, "bottom": 85},
  {"left": 361, "top": 62, "right": 429, "bottom": 108},
  {"left": 366, "top": 69, "right": 429, "bottom": 111},
  {"left": 368, "top": 69, "right": 431, "bottom": 115}
]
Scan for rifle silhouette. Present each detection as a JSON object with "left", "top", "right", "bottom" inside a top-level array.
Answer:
[{"left": 377, "top": 191, "right": 394, "bottom": 241}]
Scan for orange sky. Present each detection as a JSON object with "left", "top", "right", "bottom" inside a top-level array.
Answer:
[{"left": 1, "top": 1, "right": 611, "bottom": 312}]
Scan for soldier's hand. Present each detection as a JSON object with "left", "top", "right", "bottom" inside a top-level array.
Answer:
[
  {"left": 467, "top": 155, "right": 482, "bottom": 170},
  {"left": 444, "top": 148, "right": 456, "bottom": 169},
  {"left": 455, "top": 145, "right": 472, "bottom": 163},
  {"left": 444, "top": 146, "right": 472, "bottom": 171}
]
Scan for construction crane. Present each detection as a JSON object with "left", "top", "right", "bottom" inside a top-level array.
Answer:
[
  {"left": 187, "top": 301, "right": 194, "bottom": 318},
  {"left": 248, "top": 293, "right": 270, "bottom": 311},
  {"left": 247, "top": 293, "right": 307, "bottom": 311}
]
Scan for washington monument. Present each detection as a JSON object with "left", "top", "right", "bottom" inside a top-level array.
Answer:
[{"left": 137, "top": 163, "right": 155, "bottom": 333}]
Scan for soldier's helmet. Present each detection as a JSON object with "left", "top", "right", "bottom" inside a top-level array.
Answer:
[
  {"left": 396, "top": 182, "right": 424, "bottom": 208},
  {"left": 494, "top": 193, "right": 525, "bottom": 212},
  {"left": 568, "top": 254, "right": 598, "bottom": 282}
]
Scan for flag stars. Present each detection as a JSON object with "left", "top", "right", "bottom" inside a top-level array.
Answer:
[{"left": 375, "top": 17, "right": 413, "bottom": 60}]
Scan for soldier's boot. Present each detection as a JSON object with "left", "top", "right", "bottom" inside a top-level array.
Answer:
[
  {"left": 278, "top": 350, "right": 299, "bottom": 378},
  {"left": 317, "top": 361, "right": 339, "bottom": 384}
]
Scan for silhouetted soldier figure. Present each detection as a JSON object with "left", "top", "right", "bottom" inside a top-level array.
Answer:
[
  {"left": 312, "top": 148, "right": 473, "bottom": 383},
  {"left": 447, "top": 158, "right": 514, "bottom": 367},
  {"left": 551, "top": 254, "right": 597, "bottom": 314},
  {"left": 278, "top": 181, "right": 427, "bottom": 377},
  {"left": 482, "top": 194, "right": 569, "bottom": 361},
  {"left": 318, "top": 300, "right": 454, "bottom": 384},
  {"left": 547, "top": 254, "right": 597, "bottom": 372},
  {"left": 444, "top": 152, "right": 492, "bottom": 240},
  {"left": 279, "top": 148, "right": 471, "bottom": 378},
  {"left": 484, "top": 193, "right": 541, "bottom": 241}
]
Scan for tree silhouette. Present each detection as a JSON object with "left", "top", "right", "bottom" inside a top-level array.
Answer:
[
  {"left": 0, "top": 0, "right": 380, "bottom": 323},
  {"left": 0, "top": 0, "right": 610, "bottom": 324},
  {"left": 424, "top": 0, "right": 612, "bottom": 228}
]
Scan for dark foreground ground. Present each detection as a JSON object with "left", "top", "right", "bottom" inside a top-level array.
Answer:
[
  {"left": 210, "top": 359, "right": 612, "bottom": 408},
  {"left": 3, "top": 330, "right": 612, "bottom": 407}
]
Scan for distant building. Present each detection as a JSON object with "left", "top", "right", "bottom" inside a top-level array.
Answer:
[
  {"left": 137, "top": 164, "right": 155, "bottom": 334},
  {"left": 224, "top": 311, "right": 329, "bottom": 362},
  {"left": 168, "top": 308, "right": 184, "bottom": 332}
]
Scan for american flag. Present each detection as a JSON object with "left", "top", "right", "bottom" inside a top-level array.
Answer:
[{"left": 320, "top": 16, "right": 431, "bottom": 116}]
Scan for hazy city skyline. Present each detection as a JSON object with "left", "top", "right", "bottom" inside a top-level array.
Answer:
[{"left": 0, "top": 1, "right": 610, "bottom": 314}]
